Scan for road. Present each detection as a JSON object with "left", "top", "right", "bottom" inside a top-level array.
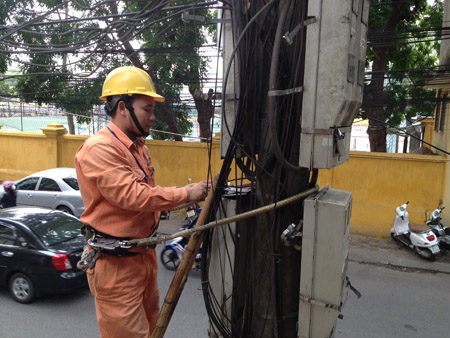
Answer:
[
  {"left": 335, "top": 261, "right": 450, "bottom": 338},
  {"left": 0, "top": 243, "right": 207, "bottom": 338},
  {"left": 0, "top": 215, "right": 449, "bottom": 338}
]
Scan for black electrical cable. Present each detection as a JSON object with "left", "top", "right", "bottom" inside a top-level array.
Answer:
[
  {"left": 199, "top": 1, "right": 281, "bottom": 333},
  {"left": 200, "top": 1, "right": 313, "bottom": 336},
  {"left": 358, "top": 111, "right": 450, "bottom": 155},
  {"left": 0, "top": 1, "right": 218, "bottom": 30},
  {"left": 0, "top": 0, "right": 221, "bottom": 87},
  {"left": 221, "top": 0, "right": 277, "bottom": 141},
  {"left": 267, "top": 0, "right": 303, "bottom": 172}
]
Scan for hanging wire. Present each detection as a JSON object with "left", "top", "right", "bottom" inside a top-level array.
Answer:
[{"left": 358, "top": 111, "right": 450, "bottom": 155}]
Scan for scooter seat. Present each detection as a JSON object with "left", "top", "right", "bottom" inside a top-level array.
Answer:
[{"left": 408, "top": 222, "right": 430, "bottom": 234}]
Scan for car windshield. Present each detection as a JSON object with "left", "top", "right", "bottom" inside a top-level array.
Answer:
[
  {"left": 27, "top": 212, "right": 82, "bottom": 246},
  {"left": 63, "top": 177, "right": 79, "bottom": 190}
]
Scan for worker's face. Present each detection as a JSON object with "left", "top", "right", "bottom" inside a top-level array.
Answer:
[{"left": 128, "top": 95, "right": 156, "bottom": 134}]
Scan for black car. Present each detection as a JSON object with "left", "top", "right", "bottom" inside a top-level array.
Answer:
[{"left": 0, "top": 207, "right": 87, "bottom": 303}]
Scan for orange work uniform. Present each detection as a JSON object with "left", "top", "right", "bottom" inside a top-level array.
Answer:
[{"left": 75, "top": 121, "right": 187, "bottom": 338}]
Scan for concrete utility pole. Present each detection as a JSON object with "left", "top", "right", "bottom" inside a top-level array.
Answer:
[
  {"left": 210, "top": 0, "right": 369, "bottom": 337},
  {"left": 214, "top": 0, "right": 311, "bottom": 336},
  {"left": 251, "top": 2, "right": 311, "bottom": 337}
]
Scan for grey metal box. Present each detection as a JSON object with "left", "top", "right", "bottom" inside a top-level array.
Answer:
[
  {"left": 300, "top": 0, "right": 369, "bottom": 169},
  {"left": 298, "top": 187, "right": 352, "bottom": 338}
]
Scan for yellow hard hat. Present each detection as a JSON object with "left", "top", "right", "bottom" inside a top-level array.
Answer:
[{"left": 99, "top": 66, "right": 165, "bottom": 102}]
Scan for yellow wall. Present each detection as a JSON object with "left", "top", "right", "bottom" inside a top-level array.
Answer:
[
  {"left": 0, "top": 124, "right": 221, "bottom": 186},
  {"left": 318, "top": 151, "right": 446, "bottom": 237},
  {"left": 0, "top": 123, "right": 446, "bottom": 238},
  {"left": 0, "top": 131, "right": 48, "bottom": 180},
  {"left": 146, "top": 140, "right": 222, "bottom": 187}
]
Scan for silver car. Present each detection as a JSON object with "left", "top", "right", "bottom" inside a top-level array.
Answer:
[{"left": 11, "top": 168, "right": 85, "bottom": 217}]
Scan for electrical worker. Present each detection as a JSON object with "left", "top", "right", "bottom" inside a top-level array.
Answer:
[{"left": 75, "top": 66, "right": 209, "bottom": 338}]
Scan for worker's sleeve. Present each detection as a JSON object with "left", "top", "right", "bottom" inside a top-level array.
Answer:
[{"left": 78, "top": 142, "right": 187, "bottom": 212}]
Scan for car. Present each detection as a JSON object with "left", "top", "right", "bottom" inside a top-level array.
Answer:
[
  {"left": 0, "top": 207, "right": 87, "bottom": 304},
  {"left": 9, "top": 168, "right": 85, "bottom": 217}
]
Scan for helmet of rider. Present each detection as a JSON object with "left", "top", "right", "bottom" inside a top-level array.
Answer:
[
  {"left": 99, "top": 66, "right": 165, "bottom": 102},
  {"left": 3, "top": 181, "right": 13, "bottom": 189}
]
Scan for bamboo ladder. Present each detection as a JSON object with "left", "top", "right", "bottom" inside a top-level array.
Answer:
[{"left": 151, "top": 175, "right": 218, "bottom": 338}]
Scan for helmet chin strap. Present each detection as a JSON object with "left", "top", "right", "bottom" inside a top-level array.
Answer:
[{"left": 124, "top": 101, "right": 149, "bottom": 138}]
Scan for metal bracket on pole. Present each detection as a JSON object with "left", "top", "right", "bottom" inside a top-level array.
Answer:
[
  {"left": 268, "top": 86, "right": 303, "bottom": 97},
  {"left": 224, "top": 93, "right": 240, "bottom": 100},
  {"left": 283, "top": 16, "right": 317, "bottom": 45},
  {"left": 299, "top": 294, "right": 341, "bottom": 312},
  {"left": 182, "top": 11, "right": 231, "bottom": 24},
  {"left": 301, "top": 126, "right": 351, "bottom": 135}
]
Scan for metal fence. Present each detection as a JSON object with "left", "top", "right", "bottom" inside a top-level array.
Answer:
[{"left": 0, "top": 97, "right": 108, "bottom": 135}]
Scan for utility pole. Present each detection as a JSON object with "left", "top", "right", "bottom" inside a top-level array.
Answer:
[
  {"left": 211, "top": 1, "right": 311, "bottom": 337},
  {"left": 205, "top": 1, "right": 369, "bottom": 337}
]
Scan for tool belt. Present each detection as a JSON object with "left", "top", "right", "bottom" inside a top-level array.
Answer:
[{"left": 77, "top": 224, "right": 156, "bottom": 271}]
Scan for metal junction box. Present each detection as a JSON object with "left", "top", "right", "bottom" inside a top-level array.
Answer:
[
  {"left": 300, "top": 0, "right": 369, "bottom": 169},
  {"left": 298, "top": 187, "right": 352, "bottom": 338}
]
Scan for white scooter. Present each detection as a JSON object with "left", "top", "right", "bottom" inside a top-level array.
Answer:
[
  {"left": 426, "top": 205, "right": 450, "bottom": 251},
  {"left": 391, "top": 202, "right": 440, "bottom": 261}
]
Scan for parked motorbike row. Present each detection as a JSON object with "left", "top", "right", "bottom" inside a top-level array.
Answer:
[{"left": 391, "top": 201, "right": 450, "bottom": 261}]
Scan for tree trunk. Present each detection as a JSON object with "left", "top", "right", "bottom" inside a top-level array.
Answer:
[
  {"left": 189, "top": 87, "right": 214, "bottom": 141},
  {"left": 364, "top": 1, "right": 423, "bottom": 152},
  {"left": 364, "top": 45, "right": 389, "bottom": 152},
  {"left": 67, "top": 113, "right": 75, "bottom": 134}
]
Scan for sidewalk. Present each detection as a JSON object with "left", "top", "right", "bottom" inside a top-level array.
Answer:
[
  {"left": 159, "top": 213, "right": 450, "bottom": 274},
  {"left": 349, "top": 233, "right": 450, "bottom": 274}
]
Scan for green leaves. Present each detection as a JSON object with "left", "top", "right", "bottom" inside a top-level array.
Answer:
[
  {"left": 366, "top": 0, "right": 443, "bottom": 128},
  {"left": 0, "top": 0, "right": 216, "bottom": 139}
]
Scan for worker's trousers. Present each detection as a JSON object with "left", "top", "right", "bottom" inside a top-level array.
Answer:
[{"left": 87, "top": 249, "right": 159, "bottom": 338}]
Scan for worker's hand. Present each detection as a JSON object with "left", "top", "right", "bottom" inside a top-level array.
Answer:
[{"left": 184, "top": 180, "right": 212, "bottom": 202}]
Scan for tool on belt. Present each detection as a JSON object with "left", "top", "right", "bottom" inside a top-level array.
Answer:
[{"left": 76, "top": 225, "right": 156, "bottom": 271}]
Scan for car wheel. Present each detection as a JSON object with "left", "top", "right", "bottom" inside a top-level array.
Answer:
[
  {"left": 57, "top": 206, "right": 74, "bottom": 215},
  {"left": 9, "top": 273, "right": 36, "bottom": 304}
]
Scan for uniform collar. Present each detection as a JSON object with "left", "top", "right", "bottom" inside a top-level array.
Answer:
[{"left": 108, "top": 121, "right": 145, "bottom": 149}]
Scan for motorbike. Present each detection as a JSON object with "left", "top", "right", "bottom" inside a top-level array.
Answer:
[
  {"left": 185, "top": 202, "right": 200, "bottom": 222},
  {"left": 160, "top": 204, "right": 202, "bottom": 271},
  {"left": 390, "top": 201, "right": 441, "bottom": 261},
  {"left": 160, "top": 210, "right": 170, "bottom": 220},
  {"left": 426, "top": 205, "right": 450, "bottom": 251}
]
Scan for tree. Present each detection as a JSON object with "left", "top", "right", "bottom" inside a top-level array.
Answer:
[
  {"left": 128, "top": 1, "right": 217, "bottom": 141},
  {"left": 0, "top": 0, "right": 217, "bottom": 140},
  {"left": 364, "top": 0, "right": 443, "bottom": 152}
]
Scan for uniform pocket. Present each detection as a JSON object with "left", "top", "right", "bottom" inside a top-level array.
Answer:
[{"left": 94, "top": 255, "right": 136, "bottom": 300}]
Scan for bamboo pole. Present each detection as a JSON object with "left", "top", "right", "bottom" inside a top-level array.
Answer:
[
  {"left": 129, "top": 184, "right": 320, "bottom": 248},
  {"left": 151, "top": 175, "right": 218, "bottom": 338}
]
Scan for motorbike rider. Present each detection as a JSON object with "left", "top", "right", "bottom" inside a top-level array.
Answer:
[
  {"left": 75, "top": 66, "right": 209, "bottom": 338},
  {"left": 1, "top": 181, "right": 17, "bottom": 208}
]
